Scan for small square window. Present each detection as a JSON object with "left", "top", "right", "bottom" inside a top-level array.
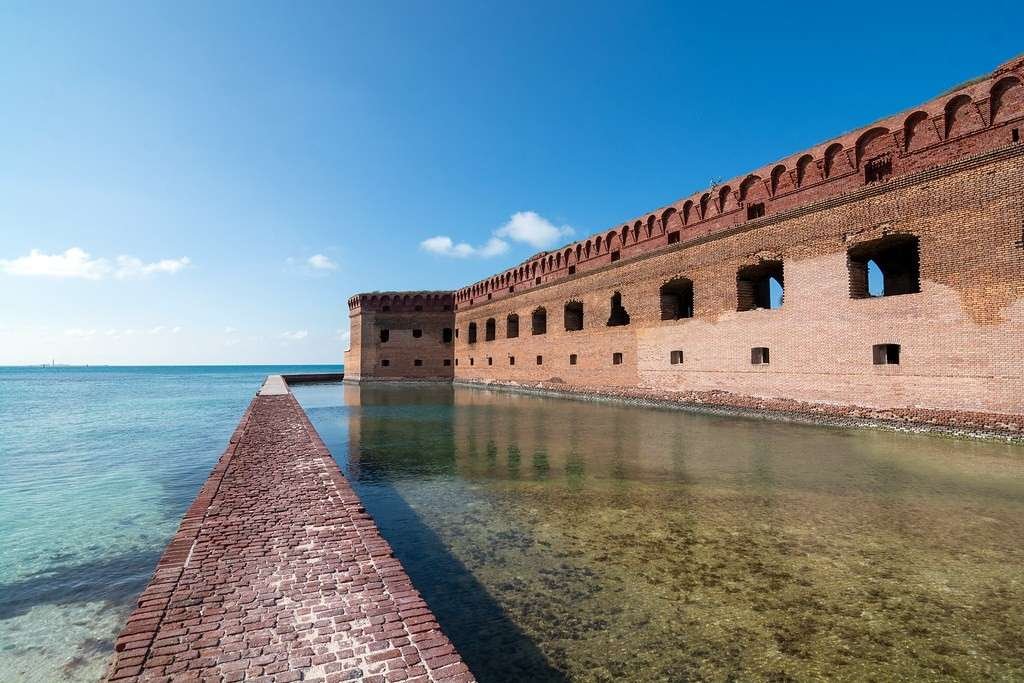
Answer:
[
  {"left": 670, "top": 350, "right": 684, "bottom": 365},
  {"left": 610, "top": 250, "right": 620, "bottom": 262},
  {"left": 667, "top": 231, "right": 680, "bottom": 244},
  {"left": 379, "top": 329, "right": 390, "bottom": 343},
  {"left": 568, "top": 265, "right": 576, "bottom": 275},
  {"left": 751, "top": 347, "right": 770, "bottom": 365},
  {"left": 536, "top": 355, "right": 543, "bottom": 365},
  {"left": 873, "top": 343, "right": 900, "bottom": 365},
  {"left": 509, "top": 356, "right": 515, "bottom": 366},
  {"left": 382, "top": 305, "right": 391, "bottom": 312},
  {"left": 569, "top": 354, "right": 578, "bottom": 365},
  {"left": 414, "top": 359, "right": 423, "bottom": 366},
  {"left": 509, "top": 286, "right": 515, "bottom": 293},
  {"left": 535, "top": 277, "right": 541, "bottom": 285},
  {"left": 381, "top": 359, "right": 390, "bottom": 367},
  {"left": 412, "top": 329, "right": 422, "bottom": 338},
  {"left": 443, "top": 359, "right": 451, "bottom": 367},
  {"left": 612, "top": 352, "right": 623, "bottom": 365},
  {"left": 746, "top": 202, "right": 765, "bottom": 220}
]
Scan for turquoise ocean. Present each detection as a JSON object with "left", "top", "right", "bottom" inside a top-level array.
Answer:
[{"left": 0, "top": 365, "right": 341, "bottom": 682}]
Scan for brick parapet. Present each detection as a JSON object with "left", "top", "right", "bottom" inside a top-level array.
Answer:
[{"left": 106, "top": 383, "right": 473, "bottom": 682}]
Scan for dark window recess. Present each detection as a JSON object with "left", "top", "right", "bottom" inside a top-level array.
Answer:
[
  {"left": 487, "top": 357, "right": 493, "bottom": 366},
  {"left": 506, "top": 314, "right": 519, "bottom": 338},
  {"left": 737, "top": 261, "right": 784, "bottom": 311},
  {"left": 414, "top": 359, "right": 423, "bottom": 367},
  {"left": 485, "top": 318, "right": 496, "bottom": 341},
  {"left": 751, "top": 347, "right": 770, "bottom": 365},
  {"left": 443, "top": 304, "right": 452, "bottom": 311},
  {"left": 470, "top": 357, "right": 474, "bottom": 366},
  {"left": 468, "top": 323, "right": 477, "bottom": 344},
  {"left": 379, "top": 329, "right": 390, "bottom": 343},
  {"left": 509, "top": 286, "right": 515, "bottom": 293},
  {"left": 1013, "top": 128, "right": 1020, "bottom": 143},
  {"left": 873, "top": 343, "right": 901, "bottom": 365},
  {"left": 606, "top": 291, "right": 630, "bottom": 326},
  {"left": 612, "top": 352, "right": 623, "bottom": 365},
  {"left": 746, "top": 202, "right": 765, "bottom": 220},
  {"left": 532, "top": 308, "right": 547, "bottom": 335},
  {"left": 414, "top": 305, "right": 423, "bottom": 312},
  {"left": 442, "top": 328, "right": 453, "bottom": 343},
  {"left": 569, "top": 354, "right": 578, "bottom": 365},
  {"left": 667, "top": 231, "right": 680, "bottom": 244},
  {"left": 487, "top": 293, "right": 492, "bottom": 300},
  {"left": 509, "top": 356, "right": 515, "bottom": 366},
  {"left": 536, "top": 355, "right": 543, "bottom": 365},
  {"left": 660, "top": 278, "right": 694, "bottom": 320},
  {"left": 444, "top": 359, "right": 451, "bottom": 366},
  {"left": 610, "top": 250, "right": 621, "bottom": 262},
  {"left": 568, "top": 265, "right": 576, "bottom": 275},
  {"left": 455, "top": 328, "right": 460, "bottom": 339},
  {"left": 412, "top": 329, "right": 422, "bottom": 338},
  {"left": 670, "top": 350, "right": 684, "bottom": 365},
  {"left": 535, "top": 277, "right": 541, "bottom": 285},
  {"left": 848, "top": 234, "right": 920, "bottom": 298},
  {"left": 564, "top": 301, "right": 584, "bottom": 331},
  {"left": 382, "top": 305, "right": 390, "bottom": 312},
  {"left": 864, "top": 154, "right": 893, "bottom": 183},
  {"left": 381, "top": 359, "right": 390, "bottom": 367}
]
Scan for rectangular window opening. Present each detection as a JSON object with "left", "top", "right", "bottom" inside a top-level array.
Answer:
[
  {"left": 535, "top": 277, "right": 542, "bottom": 285},
  {"left": 746, "top": 202, "right": 765, "bottom": 220},
  {"left": 569, "top": 353, "right": 578, "bottom": 366},
  {"left": 381, "top": 359, "right": 390, "bottom": 367},
  {"left": 670, "top": 350, "right": 684, "bottom": 365},
  {"left": 610, "top": 250, "right": 621, "bottom": 262},
  {"left": 612, "top": 352, "right": 623, "bottom": 365},
  {"left": 379, "top": 329, "right": 390, "bottom": 343},
  {"left": 1013, "top": 128, "right": 1020, "bottom": 143},
  {"left": 536, "top": 355, "right": 543, "bottom": 365},
  {"left": 873, "top": 343, "right": 901, "bottom": 365},
  {"left": 667, "top": 231, "right": 680, "bottom": 245},
  {"left": 487, "top": 357, "right": 493, "bottom": 366},
  {"left": 751, "top": 347, "right": 770, "bottom": 365},
  {"left": 412, "top": 329, "right": 422, "bottom": 338},
  {"left": 509, "top": 356, "right": 515, "bottom": 366},
  {"left": 568, "top": 265, "right": 576, "bottom": 275},
  {"left": 414, "top": 359, "right": 423, "bottom": 367},
  {"left": 442, "top": 328, "right": 453, "bottom": 343},
  {"left": 443, "top": 359, "right": 451, "bottom": 367},
  {"left": 864, "top": 154, "right": 893, "bottom": 183}
]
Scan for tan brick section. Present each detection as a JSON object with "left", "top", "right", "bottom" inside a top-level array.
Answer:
[{"left": 106, "top": 392, "right": 473, "bottom": 683}]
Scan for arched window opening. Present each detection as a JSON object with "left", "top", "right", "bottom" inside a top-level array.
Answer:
[
  {"left": 606, "top": 291, "right": 630, "bottom": 326},
  {"left": 506, "top": 314, "right": 519, "bottom": 338},
  {"left": 532, "top": 307, "right": 547, "bottom": 335},
  {"left": 848, "top": 235, "right": 920, "bottom": 298},
  {"left": 485, "top": 318, "right": 496, "bottom": 341},
  {"left": 468, "top": 322, "right": 478, "bottom": 344},
  {"left": 564, "top": 301, "right": 584, "bottom": 331},
  {"left": 737, "top": 261, "right": 784, "bottom": 311},
  {"left": 660, "top": 278, "right": 694, "bottom": 320}
]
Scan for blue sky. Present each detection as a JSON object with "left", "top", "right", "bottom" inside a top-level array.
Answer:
[{"left": 0, "top": 1, "right": 1019, "bottom": 364}]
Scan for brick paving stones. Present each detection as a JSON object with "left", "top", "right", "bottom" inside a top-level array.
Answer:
[{"left": 106, "top": 391, "right": 474, "bottom": 682}]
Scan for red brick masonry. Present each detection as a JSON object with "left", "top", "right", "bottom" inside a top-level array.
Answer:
[{"left": 106, "top": 390, "right": 474, "bottom": 683}]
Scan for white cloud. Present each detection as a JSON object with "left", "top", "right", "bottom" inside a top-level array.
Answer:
[
  {"left": 104, "top": 329, "right": 118, "bottom": 336},
  {"left": 0, "top": 247, "right": 191, "bottom": 280},
  {"left": 494, "top": 211, "right": 574, "bottom": 248},
  {"left": 171, "top": 326, "right": 182, "bottom": 334},
  {"left": 64, "top": 328, "right": 97, "bottom": 338},
  {"left": 420, "top": 235, "right": 509, "bottom": 259},
  {"left": 224, "top": 326, "right": 237, "bottom": 334},
  {"left": 421, "top": 211, "right": 571, "bottom": 259},
  {"left": 147, "top": 326, "right": 165, "bottom": 335},
  {"left": 281, "top": 330, "right": 308, "bottom": 341},
  {"left": 114, "top": 255, "right": 191, "bottom": 279},
  {"left": 307, "top": 254, "right": 337, "bottom": 270}
]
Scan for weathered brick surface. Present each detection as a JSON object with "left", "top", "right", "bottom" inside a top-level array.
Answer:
[
  {"left": 345, "top": 55, "right": 1024, "bottom": 419},
  {"left": 106, "top": 392, "right": 473, "bottom": 682}
]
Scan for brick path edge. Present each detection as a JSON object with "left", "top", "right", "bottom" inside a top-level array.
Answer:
[{"left": 105, "top": 387, "right": 475, "bottom": 683}]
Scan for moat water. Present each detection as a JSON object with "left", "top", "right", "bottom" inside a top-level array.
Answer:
[{"left": 293, "top": 382, "right": 1024, "bottom": 682}]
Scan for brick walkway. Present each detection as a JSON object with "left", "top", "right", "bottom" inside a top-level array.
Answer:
[{"left": 106, "top": 389, "right": 473, "bottom": 682}]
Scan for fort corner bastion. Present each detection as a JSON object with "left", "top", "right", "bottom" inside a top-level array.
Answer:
[{"left": 345, "top": 56, "right": 1024, "bottom": 426}]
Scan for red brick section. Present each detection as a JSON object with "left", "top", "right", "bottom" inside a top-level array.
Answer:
[{"left": 106, "top": 392, "right": 473, "bottom": 683}]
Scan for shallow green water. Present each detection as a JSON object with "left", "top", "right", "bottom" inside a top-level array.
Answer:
[{"left": 294, "top": 382, "right": 1024, "bottom": 682}]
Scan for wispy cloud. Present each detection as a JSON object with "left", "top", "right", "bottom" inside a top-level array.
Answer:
[
  {"left": 224, "top": 326, "right": 237, "bottom": 334},
  {"left": 281, "top": 330, "right": 308, "bottom": 341},
  {"left": 64, "top": 328, "right": 97, "bottom": 338},
  {"left": 307, "top": 254, "right": 337, "bottom": 270},
  {"left": 420, "top": 211, "right": 572, "bottom": 259},
  {"left": 0, "top": 247, "right": 191, "bottom": 280}
]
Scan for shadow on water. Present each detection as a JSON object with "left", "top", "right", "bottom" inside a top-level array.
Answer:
[
  {"left": 0, "top": 549, "right": 160, "bottom": 621},
  {"left": 303, "top": 388, "right": 568, "bottom": 683}
]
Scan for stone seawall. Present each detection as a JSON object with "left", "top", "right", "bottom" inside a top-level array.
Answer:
[{"left": 106, "top": 377, "right": 473, "bottom": 682}]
